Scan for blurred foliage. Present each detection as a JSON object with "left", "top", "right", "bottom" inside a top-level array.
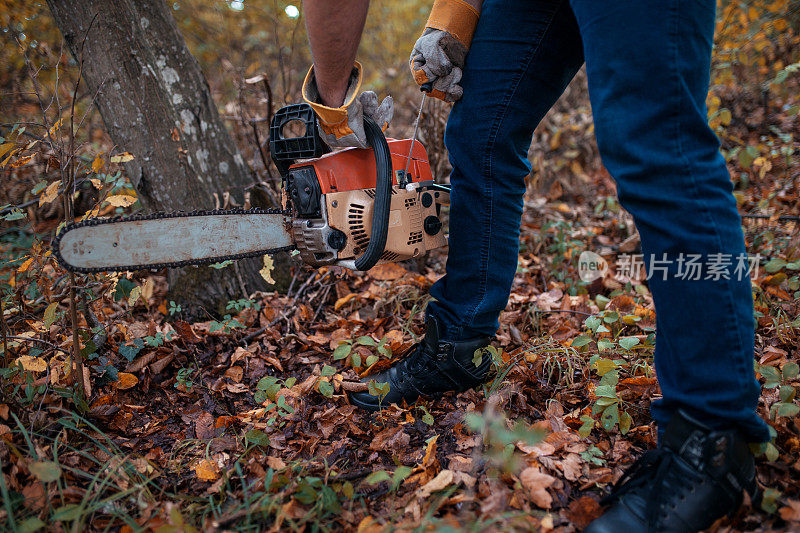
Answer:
[{"left": 0, "top": 0, "right": 429, "bottom": 123}]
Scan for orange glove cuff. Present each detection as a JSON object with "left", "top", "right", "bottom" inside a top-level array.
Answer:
[
  {"left": 302, "top": 62, "right": 363, "bottom": 132},
  {"left": 425, "top": 0, "right": 480, "bottom": 48}
]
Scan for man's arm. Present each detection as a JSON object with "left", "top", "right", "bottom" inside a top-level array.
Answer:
[{"left": 303, "top": 0, "right": 370, "bottom": 107}]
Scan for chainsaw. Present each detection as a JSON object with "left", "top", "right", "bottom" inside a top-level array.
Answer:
[{"left": 53, "top": 103, "right": 449, "bottom": 273}]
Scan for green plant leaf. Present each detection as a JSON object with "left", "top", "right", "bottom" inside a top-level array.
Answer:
[
  {"left": 365, "top": 355, "right": 378, "bottom": 367},
  {"left": 618, "top": 336, "right": 640, "bottom": 350},
  {"left": 595, "top": 397, "right": 618, "bottom": 408},
  {"left": 776, "top": 402, "right": 800, "bottom": 418},
  {"left": 603, "top": 311, "right": 619, "bottom": 323},
  {"left": 597, "top": 338, "right": 615, "bottom": 352},
  {"left": 760, "top": 365, "right": 781, "bottom": 387},
  {"left": 595, "top": 358, "right": 618, "bottom": 376},
  {"left": 18, "top": 517, "right": 46, "bottom": 533},
  {"left": 619, "top": 410, "right": 632, "bottom": 434},
  {"left": 764, "top": 258, "right": 786, "bottom": 273},
  {"left": 764, "top": 443, "right": 780, "bottom": 463},
  {"left": 761, "top": 487, "right": 781, "bottom": 514},
  {"left": 601, "top": 403, "right": 619, "bottom": 432},
  {"left": 578, "top": 415, "right": 594, "bottom": 438},
  {"left": 318, "top": 379, "right": 334, "bottom": 398},
  {"left": 364, "top": 470, "right": 391, "bottom": 485},
  {"left": 595, "top": 295, "right": 611, "bottom": 310},
  {"left": 571, "top": 335, "right": 592, "bottom": 348},
  {"left": 472, "top": 348, "right": 483, "bottom": 367},
  {"left": 51, "top": 504, "right": 82, "bottom": 522},
  {"left": 245, "top": 429, "right": 270, "bottom": 447},
  {"left": 332, "top": 343, "right": 352, "bottom": 360},
  {"left": 782, "top": 362, "right": 799, "bottom": 381},
  {"left": 392, "top": 466, "right": 413, "bottom": 490},
  {"left": 585, "top": 316, "right": 602, "bottom": 332},
  {"left": 321, "top": 364, "right": 336, "bottom": 377},
  {"left": 356, "top": 335, "right": 376, "bottom": 346},
  {"left": 29, "top": 461, "right": 62, "bottom": 482},
  {"left": 595, "top": 384, "right": 617, "bottom": 398},
  {"left": 779, "top": 385, "right": 796, "bottom": 403}
]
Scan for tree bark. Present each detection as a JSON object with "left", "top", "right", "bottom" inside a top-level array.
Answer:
[{"left": 46, "top": 0, "right": 284, "bottom": 318}]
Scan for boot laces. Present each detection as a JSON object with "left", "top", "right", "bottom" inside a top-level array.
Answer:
[
  {"left": 604, "top": 448, "right": 702, "bottom": 529},
  {"left": 405, "top": 342, "right": 440, "bottom": 376}
]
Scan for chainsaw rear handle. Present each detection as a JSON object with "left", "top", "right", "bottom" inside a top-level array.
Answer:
[{"left": 355, "top": 116, "right": 391, "bottom": 271}]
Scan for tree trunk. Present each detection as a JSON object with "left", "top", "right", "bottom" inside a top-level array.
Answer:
[{"left": 46, "top": 0, "right": 285, "bottom": 318}]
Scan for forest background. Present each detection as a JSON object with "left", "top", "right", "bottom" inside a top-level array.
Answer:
[{"left": 1, "top": 1, "right": 799, "bottom": 531}]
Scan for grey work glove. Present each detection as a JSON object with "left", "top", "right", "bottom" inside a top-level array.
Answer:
[
  {"left": 410, "top": 28, "right": 468, "bottom": 102},
  {"left": 302, "top": 62, "right": 393, "bottom": 149}
]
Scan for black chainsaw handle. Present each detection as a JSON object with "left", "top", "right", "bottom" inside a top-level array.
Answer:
[{"left": 355, "top": 116, "right": 392, "bottom": 272}]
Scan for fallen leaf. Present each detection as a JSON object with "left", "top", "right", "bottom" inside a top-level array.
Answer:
[
  {"left": 780, "top": 500, "right": 800, "bottom": 522},
  {"left": 369, "top": 425, "right": 410, "bottom": 452},
  {"left": 259, "top": 255, "right": 275, "bottom": 285},
  {"left": 195, "top": 412, "right": 215, "bottom": 439},
  {"left": 559, "top": 453, "right": 583, "bottom": 481},
  {"left": 519, "top": 467, "right": 555, "bottom": 508},
  {"left": 194, "top": 459, "right": 220, "bottom": 481},
  {"left": 226, "top": 383, "right": 249, "bottom": 394},
  {"left": 419, "top": 469, "right": 454, "bottom": 498},
  {"left": 106, "top": 195, "right": 137, "bottom": 207},
  {"left": 115, "top": 372, "right": 139, "bottom": 390},
  {"left": 110, "top": 152, "right": 134, "bottom": 163},
  {"left": 174, "top": 321, "right": 202, "bottom": 343},
  {"left": 224, "top": 366, "right": 243, "bottom": 382},
  {"left": 565, "top": 496, "right": 602, "bottom": 528},
  {"left": 368, "top": 263, "right": 407, "bottom": 281},
  {"left": 266, "top": 456, "right": 286, "bottom": 470},
  {"left": 14, "top": 355, "right": 47, "bottom": 373}
]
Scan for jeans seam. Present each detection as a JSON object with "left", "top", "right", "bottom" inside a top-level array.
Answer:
[
  {"left": 456, "top": 1, "right": 565, "bottom": 339},
  {"left": 669, "top": 0, "right": 747, "bottom": 387}
]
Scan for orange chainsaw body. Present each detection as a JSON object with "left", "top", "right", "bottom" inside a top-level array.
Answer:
[
  {"left": 291, "top": 139, "right": 433, "bottom": 194},
  {"left": 285, "top": 139, "right": 448, "bottom": 269}
]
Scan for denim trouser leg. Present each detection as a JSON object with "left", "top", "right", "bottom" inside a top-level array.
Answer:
[
  {"left": 427, "top": 0, "right": 584, "bottom": 340},
  {"left": 428, "top": 0, "right": 770, "bottom": 441},
  {"left": 568, "top": 0, "right": 769, "bottom": 442}
]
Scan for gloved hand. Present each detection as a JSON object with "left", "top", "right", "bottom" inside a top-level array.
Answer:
[
  {"left": 410, "top": 0, "right": 480, "bottom": 102},
  {"left": 302, "top": 62, "right": 393, "bottom": 149}
]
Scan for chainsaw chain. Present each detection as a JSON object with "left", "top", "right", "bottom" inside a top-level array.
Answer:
[{"left": 52, "top": 207, "right": 296, "bottom": 274}]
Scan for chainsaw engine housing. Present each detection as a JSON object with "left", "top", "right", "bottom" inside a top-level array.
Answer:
[{"left": 286, "top": 139, "right": 448, "bottom": 268}]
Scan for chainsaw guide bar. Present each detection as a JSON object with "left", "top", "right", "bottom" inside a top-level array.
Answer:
[{"left": 53, "top": 208, "right": 296, "bottom": 273}]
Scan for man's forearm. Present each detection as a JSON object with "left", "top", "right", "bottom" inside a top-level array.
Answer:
[{"left": 303, "top": 0, "right": 370, "bottom": 107}]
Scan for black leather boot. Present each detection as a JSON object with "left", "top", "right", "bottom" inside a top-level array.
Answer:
[
  {"left": 347, "top": 315, "right": 494, "bottom": 411},
  {"left": 585, "top": 410, "right": 760, "bottom": 533}
]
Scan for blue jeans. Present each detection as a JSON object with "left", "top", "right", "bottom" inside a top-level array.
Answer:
[{"left": 426, "top": 0, "right": 770, "bottom": 442}]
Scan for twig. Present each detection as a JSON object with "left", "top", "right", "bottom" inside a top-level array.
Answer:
[
  {"left": 3, "top": 336, "right": 71, "bottom": 354},
  {"left": 1, "top": 299, "right": 8, "bottom": 366},
  {"left": 741, "top": 214, "right": 800, "bottom": 222},
  {"left": 80, "top": 292, "right": 107, "bottom": 357},
  {"left": 311, "top": 283, "right": 332, "bottom": 324},
  {"left": 64, "top": 14, "right": 98, "bottom": 399},
  {"left": 532, "top": 309, "right": 593, "bottom": 317}
]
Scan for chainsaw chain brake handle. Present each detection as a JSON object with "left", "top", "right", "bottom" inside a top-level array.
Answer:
[
  {"left": 269, "top": 103, "right": 392, "bottom": 272},
  {"left": 269, "top": 103, "right": 330, "bottom": 176}
]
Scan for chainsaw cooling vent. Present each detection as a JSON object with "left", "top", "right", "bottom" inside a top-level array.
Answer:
[
  {"left": 363, "top": 188, "right": 396, "bottom": 199},
  {"left": 380, "top": 251, "right": 400, "bottom": 261},
  {"left": 407, "top": 231, "right": 423, "bottom": 245},
  {"left": 404, "top": 198, "right": 417, "bottom": 209},
  {"left": 348, "top": 203, "right": 370, "bottom": 249}
]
